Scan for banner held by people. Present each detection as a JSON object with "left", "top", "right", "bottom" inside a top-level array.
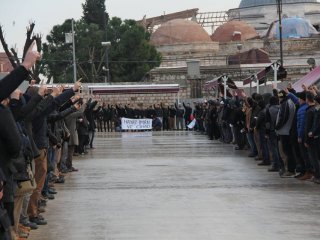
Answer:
[{"left": 121, "top": 118, "right": 152, "bottom": 130}]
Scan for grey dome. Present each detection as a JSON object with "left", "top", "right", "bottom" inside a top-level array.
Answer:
[{"left": 239, "top": 0, "right": 317, "bottom": 8}]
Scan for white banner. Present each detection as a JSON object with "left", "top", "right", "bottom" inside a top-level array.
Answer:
[{"left": 121, "top": 118, "right": 152, "bottom": 130}]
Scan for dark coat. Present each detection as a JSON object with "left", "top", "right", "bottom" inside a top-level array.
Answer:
[
  {"left": 32, "top": 89, "right": 75, "bottom": 149},
  {"left": 0, "top": 66, "right": 29, "bottom": 102},
  {"left": 0, "top": 104, "right": 21, "bottom": 203}
]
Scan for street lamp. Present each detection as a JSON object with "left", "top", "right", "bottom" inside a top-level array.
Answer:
[
  {"left": 237, "top": 43, "right": 243, "bottom": 80},
  {"left": 65, "top": 19, "right": 77, "bottom": 83},
  {"left": 101, "top": 41, "right": 111, "bottom": 83},
  {"left": 276, "top": 0, "right": 284, "bottom": 67}
]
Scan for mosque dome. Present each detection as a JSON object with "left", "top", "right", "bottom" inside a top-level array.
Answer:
[
  {"left": 265, "top": 17, "right": 319, "bottom": 39},
  {"left": 239, "top": 0, "right": 317, "bottom": 8},
  {"left": 150, "top": 19, "right": 212, "bottom": 45},
  {"left": 211, "top": 20, "right": 259, "bottom": 42}
]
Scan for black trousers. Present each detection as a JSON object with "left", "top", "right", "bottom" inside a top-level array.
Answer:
[
  {"left": 66, "top": 145, "right": 75, "bottom": 169},
  {"left": 280, "top": 135, "right": 296, "bottom": 173},
  {"left": 162, "top": 117, "right": 169, "bottom": 130},
  {"left": 78, "top": 134, "right": 87, "bottom": 154},
  {"left": 97, "top": 119, "right": 103, "bottom": 132},
  {"left": 307, "top": 138, "right": 320, "bottom": 178},
  {"left": 234, "top": 126, "right": 245, "bottom": 149}
]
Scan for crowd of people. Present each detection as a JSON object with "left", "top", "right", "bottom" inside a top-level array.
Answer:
[
  {"left": 198, "top": 84, "right": 320, "bottom": 184},
  {"left": 0, "top": 42, "right": 99, "bottom": 240},
  {"left": 1, "top": 40, "right": 320, "bottom": 240},
  {"left": 92, "top": 102, "right": 194, "bottom": 132}
]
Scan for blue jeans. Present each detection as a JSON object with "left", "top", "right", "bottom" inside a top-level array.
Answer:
[
  {"left": 42, "top": 147, "right": 55, "bottom": 194},
  {"left": 246, "top": 131, "right": 257, "bottom": 155}
]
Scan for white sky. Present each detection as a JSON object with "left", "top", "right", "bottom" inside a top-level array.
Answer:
[{"left": 0, "top": 0, "right": 240, "bottom": 54}]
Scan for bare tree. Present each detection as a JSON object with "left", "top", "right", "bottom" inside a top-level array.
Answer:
[{"left": 0, "top": 21, "right": 43, "bottom": 82}]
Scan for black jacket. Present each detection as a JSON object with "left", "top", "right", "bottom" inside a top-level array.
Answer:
[
  {"left": 175, "top": 103, "right": 184, "bottom": 118},
  {"left": 304, "top": 105, "right": 317, "bottom": 145},
  {"left": 0, "top": 104, "right": 21, "bottom": 172},
  {"left": 32, "top": 89, "right": 75, "bottom": 149},
  {"left": 0, "top": 66, "right": 29, "bottom": 102},
  {"left": 183, "top": 103, "right": 192, "bottom": 120}
]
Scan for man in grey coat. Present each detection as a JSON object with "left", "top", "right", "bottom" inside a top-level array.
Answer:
[
  {"left": 275, "top": 90, "right": 296, "bottom": 177},
  {"left": 64, "top": 102, "right": 86, "bottom": 172}
]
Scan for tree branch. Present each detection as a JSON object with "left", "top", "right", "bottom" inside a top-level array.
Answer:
[
  {"left": 0, "top": 25, "right": 18, "bottom": 68},
  {"left": 22, "top": 22, "right": 35, "bottom": 59},
  {"left": 77, "top": 63, "right": 89, "bottom": 82},
  {"left": 10, "top": 47, "right": 21, "bottom": 65}
]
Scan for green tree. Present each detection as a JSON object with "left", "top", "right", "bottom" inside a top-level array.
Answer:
[
  {"left": 107, "top": 18, "right": 161, "bottom": 82},
  {"left": 42, "top": 19, "right": 107, "bottom": 83},
  {"left": 82, "top": 0, "right": 108, "bottom": 30},
  {"left": 42, "top": 18, "right": 161, "bottom": 83}
]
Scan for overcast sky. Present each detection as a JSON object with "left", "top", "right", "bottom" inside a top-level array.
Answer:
[{"left": 0, "top": 0, "right": 240, "bottom": 54}]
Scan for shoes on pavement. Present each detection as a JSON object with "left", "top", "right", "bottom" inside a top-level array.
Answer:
[
  {"left": 294, "top": 172, "right": 305, "bottom": 178},
  {"left": 48, "top": 188, "right": 57, "bottom": 194},
  {"left": 258, "top": 162, "right": 271, "bottom": 166},
  {"left": 298, "top": 172, "right": 313, "bottom": 181},
  {"left": 29, "top": 216, "right": 47, "bottom": 225},
  {"left": 42, "top": 193, "right": 55, "bottom": 200},
  {"left": 18, "top": 224, "right": 31, "bottom": 232},
  {"left": 21, "top": 222, "right": 38, "bottom": 230},
  {"left": 313, "top": 178, "right": 320, "bottom": 184},
  {"left": 60, "top": 168, "right": 69, "bottom": 174},
  {"left": 280, "top": 171, "right": 296, "bottom": 178},
  {"left": 18, "top": 227, "right": 29, "bottom": 238},
  {"left": 248, "top": 153, "right": 256, "bottom": 158},
  {"left": 268, "top": 167, "right": 279, "bottom": 172},
  {"left": 55, "top": 176, "right": 65, "bottom": 184},
  {"left": 70, "top": 167, "right": 78, "bottom": 172}
]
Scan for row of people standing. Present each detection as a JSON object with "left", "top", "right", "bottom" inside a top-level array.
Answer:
[
  {"left": 200, "top": 84, "right": 320, "bottom": 184},
  {"left": 93, "top": 102, "right": 194, "bottom": 131},
  {"left": 0, "top": 42, "right": 99, "bottom": 240}
]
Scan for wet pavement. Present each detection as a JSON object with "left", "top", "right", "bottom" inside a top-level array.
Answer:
[{"left": 30, "top": 131, "right": 320, "bottom": 240}]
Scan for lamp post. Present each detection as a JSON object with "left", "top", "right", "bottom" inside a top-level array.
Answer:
[
  {"left": 65, "top": 19, "right": 77, "bottom": 83},
  {"left": 276, "top": 0, "right": 284, "bottom": 67},
  {"left": 103, "top": 12, "right": 110, "bottom": 84},
  {"left": 101, "top": 41, "right": 111, "bottom": 83},
  {"left": 237, "top": 43, "right": 243, "bottom": 81}
]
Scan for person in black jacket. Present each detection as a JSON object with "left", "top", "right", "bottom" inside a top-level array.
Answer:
[
  {"left": 168, "top": 105, "right": 176, "bottom": 130},
  {"left": 183, "top": 102, "right": 192, "bottom": 130},
  {"left": 304, "top": 93, "right": 320, "bottom": 183},
  {"left": 161, "top": 103, "right": 169, "bottom": 131},
  {"left": 175, "top": 103, "right": 184, "bottom": 130},
  {"left": 85, "top": 99, "right": 98, "bottom": 149},
  {"left": 0, "top": 99, "right": 22, "bottom": 236},
  {"left": 28, "top": 81, "right": 81, "bottom": 225},
  {"left": 77, "top": 113, "right": 89, "bottom": 155},
  {"left": 255, "top": 100, "right": 270, "bottom": 166}
]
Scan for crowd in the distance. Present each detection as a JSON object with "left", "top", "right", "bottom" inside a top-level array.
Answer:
[
  {"left": 197, "top": 83, "right": 320, "bottom": 184},
  {"left": 1, "top": 40, "right": 320, "bottom": 240},
  {"left": 0, "top": 42, "right": 100, "bottom": 240},
  {"left": 92, "top": 102, "right": 194, "bottom": 132}
]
